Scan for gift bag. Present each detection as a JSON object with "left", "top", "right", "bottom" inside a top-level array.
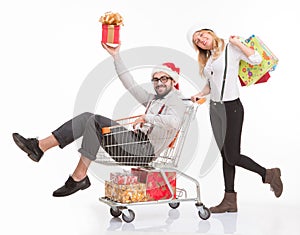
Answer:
[
  {"left": 239, "top": 71, "right": 270, "bottom": 86},
  {"left": 238, "top": 35, "right": 278, "bottom": 86}
]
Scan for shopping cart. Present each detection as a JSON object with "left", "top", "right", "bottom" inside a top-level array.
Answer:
[{"left": 96, "top": 98, "right": 210, "bottom": 223}]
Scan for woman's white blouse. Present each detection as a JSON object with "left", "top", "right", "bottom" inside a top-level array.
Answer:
[{"left": 203, "top": 42, "right": 262, "bottom": 102}]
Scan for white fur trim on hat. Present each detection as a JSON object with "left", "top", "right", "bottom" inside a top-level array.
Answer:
[{"left": 151, "top": 64, "right": 179, "bottom": 82}]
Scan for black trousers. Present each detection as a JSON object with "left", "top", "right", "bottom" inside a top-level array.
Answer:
[
  {"left": 209, "top": 99, "right": 266, "bottom": 192},
  {"left": 52, "top": 112, "right": 154, "bottom": 165}
]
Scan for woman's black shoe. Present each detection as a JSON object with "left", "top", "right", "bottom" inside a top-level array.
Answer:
[
  {"left": 12, "top": 133, "right": 44, "bottom": 162},
  {"left": 53, "top": 176, "right": 91, "bottom": 197}
]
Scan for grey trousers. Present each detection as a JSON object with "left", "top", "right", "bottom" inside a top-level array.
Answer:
[{"left": 52, "top": 112, "right": 154, "bottom": 165}]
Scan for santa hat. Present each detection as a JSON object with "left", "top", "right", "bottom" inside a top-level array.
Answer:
[
  {"left": 186, "top": 23, "right": 215, "bottom": 48},
  {"left": 152, "top": 62, "right": 180, "bottom": 89}
]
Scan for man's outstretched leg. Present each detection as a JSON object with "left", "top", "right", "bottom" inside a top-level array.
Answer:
[
  {"left": 52, "top": 156, "right": 91, "bottom": 197},
  {"left": 52, "top": 114, "right": 111, "bottom": 197},
  {"left": 12, "top": 112, "right": 93, "bottom": 162},
  {"left": 12, "top": 133, "right": 59, "bottom": 162},
  {"left": 12, "top": 112, "right": 109, "bottom": 197}
]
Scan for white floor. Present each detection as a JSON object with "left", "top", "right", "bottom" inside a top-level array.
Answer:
[
  {"left": 101, "top": 202, "right": 300, "bottom": 235},
  {"left": 2, "top": 150, "right": 300, "bottom": 235},
  {"left": 3, "top": 191, "right": 299, "bottom": 235}
]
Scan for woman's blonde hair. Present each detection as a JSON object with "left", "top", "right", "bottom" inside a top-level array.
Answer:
[{"left": 192, "top": 30, "right": 225, "bottom": 76}]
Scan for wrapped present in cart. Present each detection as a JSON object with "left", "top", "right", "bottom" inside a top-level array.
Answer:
[
  {"left": 110, "top": 170, "right": 138, "bottom": 185},
  {"left": 131, "top": 167, "right": 176, "bottom": 201},
  {"left": 97, "top": 98, "right": 211, "bottom": 223},
  {"left": 105, "top": 180, "right": 147, "bottom": 203}
]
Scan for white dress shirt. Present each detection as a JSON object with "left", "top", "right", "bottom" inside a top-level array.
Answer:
[{"left": 203, "top": 42, "right": 262, "bottom": 102}]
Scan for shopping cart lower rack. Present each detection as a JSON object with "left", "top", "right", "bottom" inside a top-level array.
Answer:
[{"left": 96, "top": 98, "right": 210, "bottom": 223}]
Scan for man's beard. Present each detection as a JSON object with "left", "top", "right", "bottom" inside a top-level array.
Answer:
[{"left": 155, "top": 85, "right": 172, "bottom": 99}]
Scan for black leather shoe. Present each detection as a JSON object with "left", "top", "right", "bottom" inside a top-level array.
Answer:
[
  {"left": 12, "top": 133, "right": 44, "bottom": 162},
  {"left": 53, "top": 176, "right": 91, "bottom": 197}
]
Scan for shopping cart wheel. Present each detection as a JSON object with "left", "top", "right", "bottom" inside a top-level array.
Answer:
[
  {"left": 168, "top": 202, "right": 180, "bottom": 209},
  {"left": 122, "top": 209, "right": 135, "bottom": 223},
  {"left": 198, "top": 206, "right": 210, "bottom": 220},
  {"left": 110, "top": 207, "right": 122, "bottom": 217}
]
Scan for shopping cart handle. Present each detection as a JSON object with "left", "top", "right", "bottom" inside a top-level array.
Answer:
[{"left": 182, "top": 97, "right": 206, "bottom": 105}]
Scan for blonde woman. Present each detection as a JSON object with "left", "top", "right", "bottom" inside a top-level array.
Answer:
[{"left": 189, "top": 26, "right": 283, "bottom": 213}]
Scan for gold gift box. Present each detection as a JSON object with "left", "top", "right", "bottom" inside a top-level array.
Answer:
[{"left": 105, "top": 181, "right": 147, "bottom": 203}]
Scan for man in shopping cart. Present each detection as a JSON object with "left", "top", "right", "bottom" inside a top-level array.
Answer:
[{"left": 12, "top": 43, "right": 186, "bottom": 197}]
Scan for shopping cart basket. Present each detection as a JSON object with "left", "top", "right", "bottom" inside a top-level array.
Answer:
[{"left": 96, "top": 98, "right": 211, "bottom": 223}]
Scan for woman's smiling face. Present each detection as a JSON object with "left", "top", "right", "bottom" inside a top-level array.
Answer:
[{"left": 193, "top": 30, "right": 214, "bottom": 50}]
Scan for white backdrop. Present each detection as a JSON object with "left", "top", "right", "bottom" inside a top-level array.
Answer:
[{"left": 1, "top": 0, "right": 299, "bottom": 235}]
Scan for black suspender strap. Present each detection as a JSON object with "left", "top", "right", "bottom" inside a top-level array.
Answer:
[
  {"left": 220, "top": 44, "right": 228, "bottom": 103},
  {"left": 144, "top": 99, "right": 166, "bottom": 135},
  {"left": 145, "top": 99, "right": 166, "bottom": 115},
  {"left": 144, "top": 100, "right": 152, "bottom": 114}
]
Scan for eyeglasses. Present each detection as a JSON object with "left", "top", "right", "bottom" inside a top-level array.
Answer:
[{"left": 151, "top": 76, "right": 172, "bottom": 83}]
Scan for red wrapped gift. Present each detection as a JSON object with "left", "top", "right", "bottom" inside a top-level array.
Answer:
[
  {"left": 110, "top": 172, "right": 138, "bottom": 185},
  {"left": 101, "top": 24, "right": 120, "bottom": 44},
  {"left": 99, "top": 12, "right": 123, "bottom": 45},
  {"left": 131, "top": 168, "right": 176, "bottom": 201}
]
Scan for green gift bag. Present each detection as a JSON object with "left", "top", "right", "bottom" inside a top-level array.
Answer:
[{"left": 238, "top": 35, "right": 278, "bottom": 86}]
